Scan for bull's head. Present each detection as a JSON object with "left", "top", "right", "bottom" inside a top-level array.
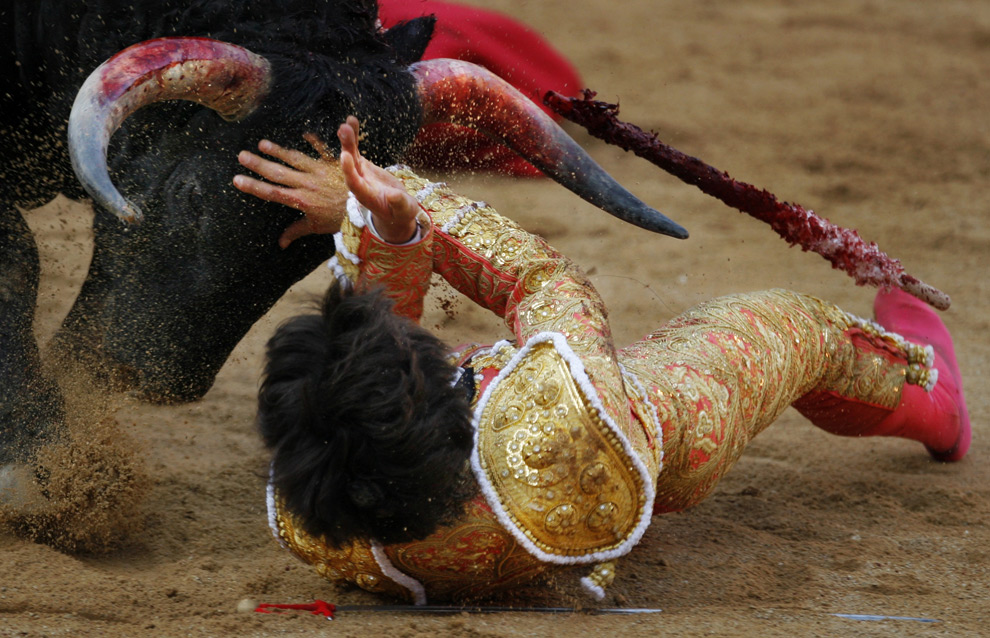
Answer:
[{"left": 65, "top": 18, "right": 687, "bottom": 403}]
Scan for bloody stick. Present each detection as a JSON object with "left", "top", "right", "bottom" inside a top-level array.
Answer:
[{"left": 544, "top": 90, "right": 950, "bottom": 310}]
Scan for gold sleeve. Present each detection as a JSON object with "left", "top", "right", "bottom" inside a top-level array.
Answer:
[
  {"left": 331, "top": 187, "right": 434, "bottom": 322},
  {"left": 388, "top": 166, "right": 632, "bottom": 429}
]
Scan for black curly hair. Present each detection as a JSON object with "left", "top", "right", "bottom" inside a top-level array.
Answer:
[{"left": 257, "top": 283, "right": 476, "bottom": 547}]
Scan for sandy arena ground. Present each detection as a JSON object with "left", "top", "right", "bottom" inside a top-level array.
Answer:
[{"left": 3, "top": 0, "right": 988, "bottom": 636}]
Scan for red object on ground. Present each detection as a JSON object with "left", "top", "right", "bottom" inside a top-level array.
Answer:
[
  {"left": 255, "top": 599, "right": 336, "bottom": 619},
  {"left": 544, "top": 89, "right": 951, "bottom": 310},
  {"left": 379, "top": 0, "right": 583, "bottom": 176}
]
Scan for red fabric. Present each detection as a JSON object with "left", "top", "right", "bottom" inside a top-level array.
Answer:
[
  {"left": 255, "top": 600, "right": 336, "bottom": 619},
  {"left": 378, "top": 0, "right": 584, "bottom": 176},
  {"left": 793, "top": 391, "right": 894, "bottom": 438},
  {"left": 793, "top": 329, "right": 911, "bottom": 437}
]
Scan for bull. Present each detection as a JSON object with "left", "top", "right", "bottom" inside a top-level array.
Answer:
[{"left": 1, "top": 0, "right": 685, "bottom": 471}]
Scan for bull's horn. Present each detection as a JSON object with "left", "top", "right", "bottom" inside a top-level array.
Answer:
[
  {"left": 409, "top": 59, "right": 688, "bottom": 238},
  {"left": 68, "top": 37, "right": 272, "bottom": 223}
]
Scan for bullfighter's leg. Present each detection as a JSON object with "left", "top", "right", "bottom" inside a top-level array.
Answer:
[
  {"left": 0, "top": 207, "right": 64, "bottom": 482},
  {"left": 617, "top": 289, "right": 967, "bottom": 515}
]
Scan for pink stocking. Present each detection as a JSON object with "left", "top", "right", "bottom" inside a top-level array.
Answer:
[{"left": 794, "top": 288, "right": 969, "bottom": 461}]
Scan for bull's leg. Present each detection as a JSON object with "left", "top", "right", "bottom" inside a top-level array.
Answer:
[
  {"left": 0, "top": 208, "right": 147, "bottom": 543},
  {"left": 0, "top": 206, "right": 64, "bottom": 469}
]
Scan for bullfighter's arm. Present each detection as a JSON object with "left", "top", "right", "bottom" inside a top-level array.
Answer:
[
  {"left": 235, "top": 119, "right": 633, "bottom": 445},
  {"left": 385, "top": 167, "right": 633, "bottom": 432},
  {"left": 333, "top": 158, "right": 631, "bottom": 429},
  {"left": 233, "top": 118, "right": 420, "bottom": 248},
  {"left": 330, "top": 200, "right": 434, "bottom": 322},
  {"left": 327, "top": 118, "right": 435, "bottom": 321}
]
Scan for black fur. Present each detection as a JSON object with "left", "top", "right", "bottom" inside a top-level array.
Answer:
[
  {"left": 258, "top": 284, "right": 475, "bottom": 546},
  {"left": 1, "top": 1, "right": 436, "bottom": 460}
]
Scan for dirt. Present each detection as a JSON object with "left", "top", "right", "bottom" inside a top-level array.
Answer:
[{"left": 2, "top": 0, "right": 988, "bottom": 636}]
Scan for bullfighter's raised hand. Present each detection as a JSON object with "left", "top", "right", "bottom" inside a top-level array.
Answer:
[
  {"left": 235, "top": 117, "right": 419, "bottom": 247},
  {"left": 234, "top": 131, "right": 346, "bottom": 249},
  {"left": 234, "top": 133, "right": 347, "bottom": 248},
  {"left": 336, "top": 116, "right": 421, "bottom": 244}
]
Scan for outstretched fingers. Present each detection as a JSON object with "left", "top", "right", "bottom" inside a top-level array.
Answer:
[
  {"left": 336, "top": 116, "right": 421, "bottom": 243},
  {"left": 338, "top": 117, "right": 368, "bottom": 177},
  {"left": 338, "top": 120, "right": 383, "bottom": 213},
  {"left": 257, "top": 139, "right": 322, "bottom": 172},
  {"left": 232, "top": 173, "right": 307, "bottom": 211},
  {"left": 234, "top": 133, "right": 349, "bottom": 248},
  {"left": 276, "top": 218, "right": 318, "bottom": 250},
  {"left": 237, "top": 148, "right": 307, "bottom": 190},
  {"left": 339, "top": 116, "right": 361, "bottom": 156},
  {"left": 303, "top": 132, "right": 335, "bottom": 162}
]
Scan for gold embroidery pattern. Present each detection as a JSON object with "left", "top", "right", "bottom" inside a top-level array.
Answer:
[
  {"left": 416, "top": 182, "right": 649, "bottom": 484},
  {"left": 337, "top": 210, "right": 434, "bottom": 322},
  {"left": 334, "top": 222, "right": 361, "bottom": 284},
  {"left": 435, "top": 207, "right": 553, "bottom": 318},
  {"left": 431, "top": 238, "right": 524, "bottom": 318},
  {"left": 618, "top": 290, "right": 917, "bottom": 513},
  {"left": 622, "top": 368, "right": 663, "bottom": 477},
  {"left": 469, "top": 343, "right": 517, "bottom": 371},
  {"left": 620, "top": 291, "right": 842, "bottom": 512},
  {"left": 448, "top": 343, "right": 487, "bottom": 368},
  {"left": 843, "top": 314, "right": 935, "bottom": 392},
  {"left": 275, "top": 493, "right": 547, "bottom": 603},
  {"left": 515, "top": 274, "right": 629, "bottom": 423},
  {"left": 584, "top": 561, "right": 617, "bottom": 591},
  {"left": 356, "top": 221, "right": 434, "bottom": 321},
  {"left": 400, "top": 170, "right": 656, "bottom": 567},
  {"left": 816, "top": 328, "right": 906, "bottom": 410},
  {"left": 272, "top": 494, "right": 413, "bottom": 602},
  {"left": 385, "top": 498, "right": 548, "bottom": 601},
  {"left": 478, "top": 342, "right": 647, "bottom": 557}
]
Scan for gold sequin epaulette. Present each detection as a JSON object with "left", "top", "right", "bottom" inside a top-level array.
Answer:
[
  {"left": 471, "top": 335, "right": 654, "bottom": 565},
  {"left": 389, "top": 166, "right": 522, "bottom": 240}
]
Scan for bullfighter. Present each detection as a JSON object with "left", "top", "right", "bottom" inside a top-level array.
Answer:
[{"left": 233, "top": 117, "right": 969, "bottom": 604}]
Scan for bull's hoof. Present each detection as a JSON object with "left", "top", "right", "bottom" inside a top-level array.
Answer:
[
  {"left": 0, "top": 418, "right": 148, "bottom": 553},
  {"left": 0, "top": 463, "right": 44, "bottom": 509}
]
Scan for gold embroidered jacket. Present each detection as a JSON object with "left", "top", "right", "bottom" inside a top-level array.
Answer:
[{"left": 268, "top": 167, "right": 930, "bottom": 604}]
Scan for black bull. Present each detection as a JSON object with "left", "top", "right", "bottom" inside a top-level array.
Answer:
[
  {"left": 0, "top": 0, "right": 685, "bottom": 465},
  {"left": 0, "top": 0, "right": 435, "bottom": 464}
]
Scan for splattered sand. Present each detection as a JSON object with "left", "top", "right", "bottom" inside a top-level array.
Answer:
[{"left": 3, "top": 1, "right": 988, "bottom": 635}]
